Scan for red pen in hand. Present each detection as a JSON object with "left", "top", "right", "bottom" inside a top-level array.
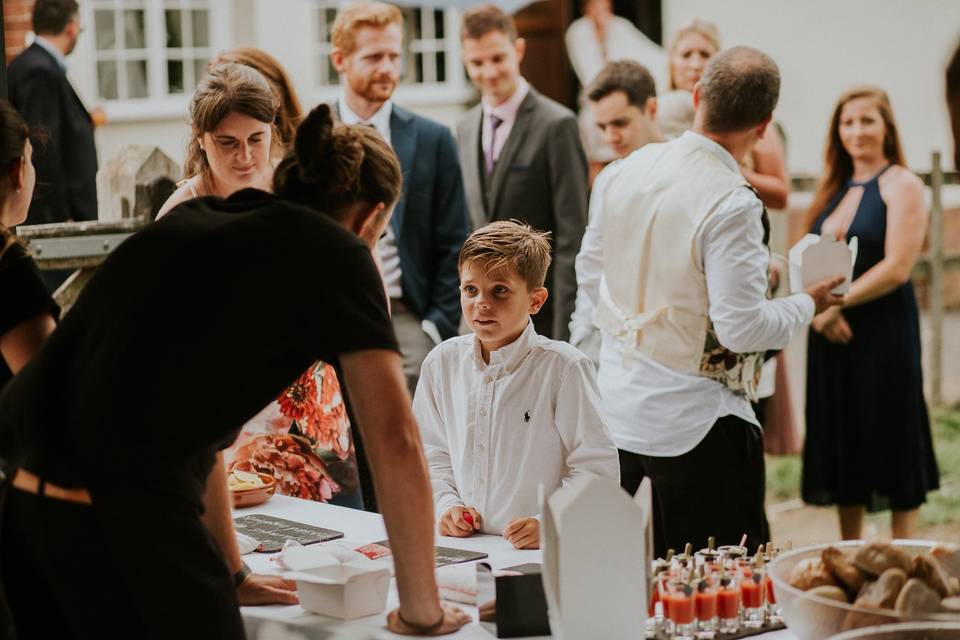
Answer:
[{"left": 463, "top": 512, "right": 474, "bottom": 526}]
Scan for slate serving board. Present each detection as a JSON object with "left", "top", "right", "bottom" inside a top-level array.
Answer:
[{"left": 233, "top": 514, "right": 344, "bottom": 552}]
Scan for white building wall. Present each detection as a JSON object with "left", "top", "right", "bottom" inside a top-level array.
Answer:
[
  {"left": 78, "top": 0, "right": 471, "bottom": 173},
  {"left": 79, "top": 1, "right": 960, "bottom": 179},
  {"left": 663, "top": 0, "right": 960, "bottom": 174}
]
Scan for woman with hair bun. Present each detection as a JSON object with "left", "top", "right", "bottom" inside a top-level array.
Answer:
[
  {"left": 0, "top": 100, "right": 57, "bottom": 391},
  {"left": 0, "top": 104, "right": 470, "bottom": 637},
  {"left": 223, "top": 103, "right": 400, "bottom": 512},
  {"left": 157, "top": 61, "right": 279, "bottom": 218}
]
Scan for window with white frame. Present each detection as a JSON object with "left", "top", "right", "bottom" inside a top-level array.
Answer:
[
  {"left": 90, "top": 0, "right": 216, "bottom": 103},
  {"left": 315, "top": 3, "right": 466, "bottom": 97}
]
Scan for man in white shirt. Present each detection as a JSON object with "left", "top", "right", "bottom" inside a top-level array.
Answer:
[
  {"left": 414, "top": 221, "right": 619, "bottom": 550},
  {"left": 570, "top": 60, "right": 663, "bottom": 363},
  {"left": 597, "top": 47, "right": 844, "bottom": 556}
]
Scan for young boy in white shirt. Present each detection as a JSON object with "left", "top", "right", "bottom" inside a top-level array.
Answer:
[{"left": 413, "top": 220, "right": 620, "bottom": 549}]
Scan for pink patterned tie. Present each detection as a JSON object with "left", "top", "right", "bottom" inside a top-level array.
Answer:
[{"left": 485, "top": 114, "right": 504, "bottom": 176}]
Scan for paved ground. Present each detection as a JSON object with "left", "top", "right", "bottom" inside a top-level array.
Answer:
[{"left": 767, "top": 500, "right": 960, "bottom": 547}]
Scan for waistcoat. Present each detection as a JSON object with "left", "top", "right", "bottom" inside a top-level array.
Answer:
[{"left": 595, "top": 134, "right": 769, "bottom": 400}]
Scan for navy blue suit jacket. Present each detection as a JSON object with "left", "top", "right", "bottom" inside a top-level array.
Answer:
[
  {"left": 8, "top": 43, "right": 98, "bottom": 224},
  {"left": 389, "top": 105, "right": 469, "bottom": 340}
]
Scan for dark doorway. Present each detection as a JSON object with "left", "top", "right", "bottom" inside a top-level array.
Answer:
[{"left": 569, "top": 0, "right": 663, "bottom": 45}]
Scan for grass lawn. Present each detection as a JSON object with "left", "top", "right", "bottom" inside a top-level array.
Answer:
[{"left": 766, "top": 408, "right": 960, "bottom": 531}]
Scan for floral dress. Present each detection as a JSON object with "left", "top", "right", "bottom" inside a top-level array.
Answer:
[{"left": 225, "top": 361, "right": 359, "bottom": 504}]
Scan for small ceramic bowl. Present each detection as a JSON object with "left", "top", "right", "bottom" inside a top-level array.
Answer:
[{"left": 230, "top": 473, "right": 276, "bottom": 508}]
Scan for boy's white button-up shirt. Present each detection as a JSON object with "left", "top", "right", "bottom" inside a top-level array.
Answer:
[{"left": 413, "top": 321, "right": 620, "bottom": 534}]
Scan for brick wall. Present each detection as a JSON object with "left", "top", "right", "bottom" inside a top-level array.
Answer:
[{"left": 4, "top": 0, "right": 34, "bottom": 64}]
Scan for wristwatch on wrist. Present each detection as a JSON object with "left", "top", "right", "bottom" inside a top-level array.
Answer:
[{"left": 233, "top": 561, "right": 252, "bottom": 588}]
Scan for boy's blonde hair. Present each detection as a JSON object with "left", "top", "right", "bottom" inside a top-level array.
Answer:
[
  {"left": 459, "top": 220, "right": 552, "bottom": 290},
  {"left": 331, "top": 2, "right": 404, "bottom": 57}
]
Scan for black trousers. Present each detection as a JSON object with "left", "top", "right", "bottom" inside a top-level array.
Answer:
[
  {"left": 0, "top": 486, "right": 245, "bottom": 640},
  {"left": 619, "top": 414, "right": 770, "bottom": 558}
]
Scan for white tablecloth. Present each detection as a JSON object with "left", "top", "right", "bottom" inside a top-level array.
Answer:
[{"left": 239, "top": 495, "right": 796, "bottom": 639}]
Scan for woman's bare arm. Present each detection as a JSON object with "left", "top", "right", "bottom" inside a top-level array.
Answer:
[
  {"left": 0, "top": 312, "right": 56, "bottom": 374},
  {"left": 340, "top": 349, "right": 469, "bottom": 635},
  {"left": 200, "top": 451, "right": 298, "bottom": 605},
  {"left": 843, "top": 169, "right": 927, "bottom": 308},
  {"left": 744, "top": 130, "right": 790, "bottom": 210}
]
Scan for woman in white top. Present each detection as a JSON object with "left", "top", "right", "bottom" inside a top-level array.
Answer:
[{"left": 156, "top": 62, "right": 279, "bottom": 218}]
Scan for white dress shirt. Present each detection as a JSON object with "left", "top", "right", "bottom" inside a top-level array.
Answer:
[
  {"left": 34, "top": 36, "right": 68, "bottom": 71},
  {"left": 598, "top": 132, "right": 815, "bottom": 457},
  {"left": 569, "top": 160, "right": 623, "bottom": 351},
  {"left": 337, "top": 97, "right": 402, "bottom": 300},
  {"left": 414, "top": 321, "right": 620, "bottom": 534}
]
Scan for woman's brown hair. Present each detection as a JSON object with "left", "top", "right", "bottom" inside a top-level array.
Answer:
[
  {"left": 211, "top": 48, "right": 303, "bottom": 148},
  {"left": 183, "top": 62, "right": 279, "bottom": 192},
  {"left": 273, "top": 104, "right": 402, "bottom": 220},
  {"left": 804, "top": 86, "right": 906, "bottom": 232},
  {"left": 0, "top": 100, "right": 29, "bottom": 257}
]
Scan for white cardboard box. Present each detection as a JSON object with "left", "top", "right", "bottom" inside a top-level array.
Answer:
[
  {"left": 789, "top": 233, "right": 858, "bottom": 295},
  {"left": 280, "top": 546, "right": 391, "bottom": 620},
  {"left": 541, "top": 474, "right": 652, "bottom": 640}
]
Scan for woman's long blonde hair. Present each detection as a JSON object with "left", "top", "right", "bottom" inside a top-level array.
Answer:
[
  {"left": 667, "top": 18, "right": 721, "bottom": 90},
  {"left": 803, "top": 86, "right": 906, "bottom": 232}
]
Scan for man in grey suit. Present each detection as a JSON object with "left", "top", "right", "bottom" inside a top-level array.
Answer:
[{"left": 456, "top": 5, "right": 588, "bottom": 341}]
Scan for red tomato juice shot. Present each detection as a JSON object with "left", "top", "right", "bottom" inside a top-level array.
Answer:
[
  {"left": 718, "top": 587, "right": 741, "bottom": 619},
  {"left": 764, "top": 574, "right": 776, "bottom": 603},
  {"left": 668, "top": 593, "right": 695, "bottom": 625},
  {"left": 695, "top": 589, "right": 718, "bottom": 620},
  {"left": 742, "top": 578, "right": 762, "bottom": 608},
  {"left": 648, "top": 587, "right": 660, "bottom": 617}
]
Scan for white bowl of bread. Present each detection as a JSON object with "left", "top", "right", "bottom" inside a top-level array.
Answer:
[{"left": 767, "top": 540, "right": 960, "bottom": 640}]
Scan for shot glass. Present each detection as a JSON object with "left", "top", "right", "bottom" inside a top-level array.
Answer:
[
  {"left": 716, "top": 576, "right": 741, "bottom": 634},
  {"left": 764, "top": 571, "right": 782, "bottom": 624},
  {"left": 741, "top": 569, "right": 766, "bottom": 628},
  {"left": 694, "top": 581, "right": 718, "bottom": 639},
  {"left": 666, "top": 581, "right": 696, "bottom": 640}
]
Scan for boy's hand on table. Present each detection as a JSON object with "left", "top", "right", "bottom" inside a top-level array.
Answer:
[
  {"left": 439, "top": 506, "right": 482, "bottom": 537},
  {"left": 503, "top": 518, "right": 540, "bottom": 549}
]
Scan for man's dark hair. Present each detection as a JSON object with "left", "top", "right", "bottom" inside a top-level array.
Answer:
[
  {"left": 33, "top": 0, "right": 79, "bottom": 35},
  {"left": 699, "top": 46, "right": 780, "bottom": 133},
  {"left": 460, "top": 4, "right": 517, "bottom": 42},
  {"left": 587, "top": 60, "right": 657, "bottom": 110}
]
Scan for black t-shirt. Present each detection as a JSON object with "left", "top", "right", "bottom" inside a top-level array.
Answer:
[
  {"left": 0, "top": 241, "right": 60, "bottom": 389},
  {"left": 0, "top": 189, "right": 397, "bottom": 506}
]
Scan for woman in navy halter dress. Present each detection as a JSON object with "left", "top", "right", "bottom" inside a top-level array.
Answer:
[{"left": 802, "top": 87, "right": 939, "bottom": 540}]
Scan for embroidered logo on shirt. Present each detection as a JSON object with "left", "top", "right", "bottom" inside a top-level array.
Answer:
[{"left": 524, "top": 410, "right": 531, "bottom": 423}]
